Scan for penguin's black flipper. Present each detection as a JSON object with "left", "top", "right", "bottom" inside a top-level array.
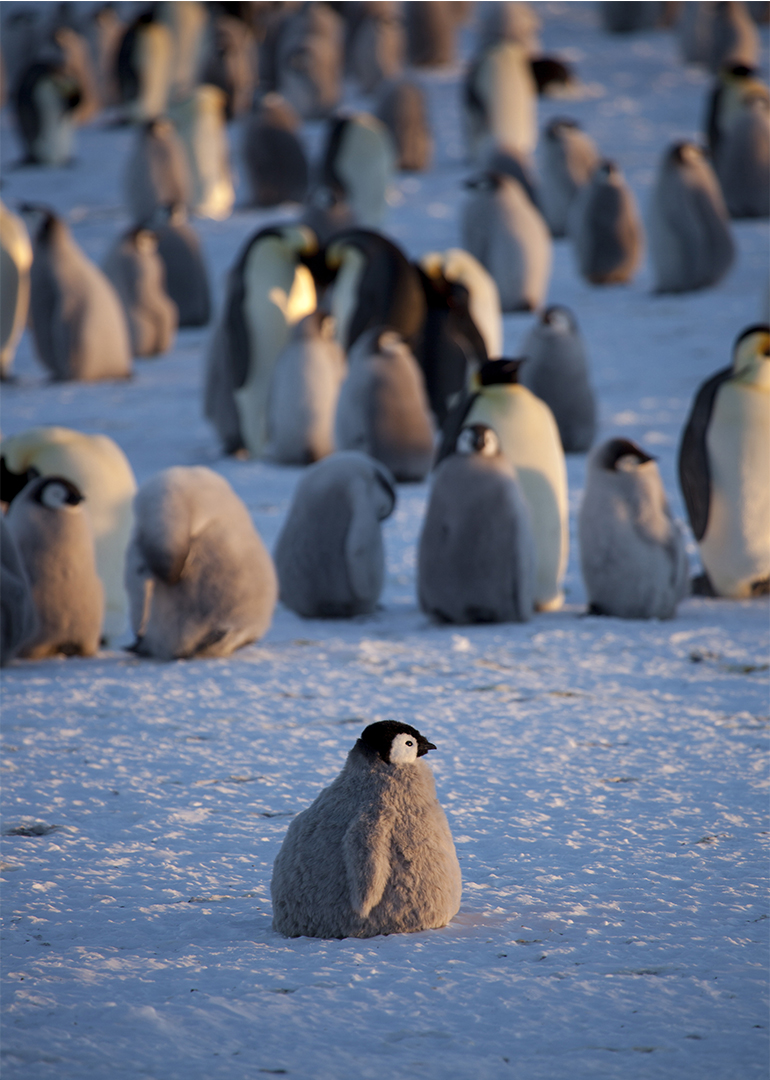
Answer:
[
  {"left": 433, "top": 392, "right": 479, "bottom": 468},
  {"left": 678, "top": 366, "right": 733, "bottom": 541}
]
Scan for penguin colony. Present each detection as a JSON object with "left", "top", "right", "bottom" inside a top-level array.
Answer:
[{"left": 1, "top": 2, "right": 768, "bottom": 940}]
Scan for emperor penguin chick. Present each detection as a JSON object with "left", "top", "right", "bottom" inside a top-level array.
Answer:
[
  {"left": 241, "top": 94, "right": 309, "bottom": 208},
  {"left": 580, "top": 439, "right": 689, "bottom": 619},
  {"left": 102, "top": 228, "right": 178, "bottom": 357},
  {"left": 0, "top": 516, "right": 39, "bottom": 666},
  {"left": 125, "top": 467, "right": 277, "bottom": 660},
  {"left": 717, "top": 88, "right": 770, "bottom": 219},
  {"left": 463, "top": 40, "right": 537, "bottom": 163},
  {"left": 538, "top": 118, "right": 600, "bottom": 238},
  {"left": 124, "top": 119, "right": 192, "bottom": 227},
  {"left": 271, "top": 720, "right": 462, "bottom": 938},
  {"left": 520, "top": 306, "right": 596, "bottom": 453},
  {"left": 569, "top": 160, "right": 643, "bottom": 285},
  {"left": 648, "top": 142, "right": 734, "bottom": 293},
  {"left": 274, "top": 451, "right": 396, "bottom": 618},
  {"left": 418, "top": 424, "right": 535, "bottom": 624},
  {"left": 5, "top": 475, "right": 104, "bottom": 659},
  {"left": 317, "top": 113, "right": 397, "bottom": 229},
  {"left": 375, "top": 79, "right": 433, "bottom": 172},
  {"left": 0, "top": 201, "right": 33, "bottom": 379}
]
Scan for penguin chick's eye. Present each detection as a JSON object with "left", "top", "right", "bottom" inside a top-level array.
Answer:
[{"left": 389, "top": 732, "right": 420, "bottom": 765}]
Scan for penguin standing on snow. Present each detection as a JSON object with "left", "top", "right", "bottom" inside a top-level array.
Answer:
[
  {"left": 4, "top": 475, "right": 104, "bottom": 659},
  {"left": 0, "top": 201, "right": 33, "bottom": 379},
  {"left": 123, "top": 118, "right": 192, "bottom": 227},
  {"left": 115, "top": 11, "right": 173, "bottom": 123},
  {"left": 463, "top": 40, "right": 538, "bottom": 163},
  {"left": 14, "top": 60, "right": 82, "bottom": 166},
  {"left": 348, "top": 3, "right": 405, "bottom": 94},
  {"left": 314, "top": 113, "right": 396, "bottom": 230},
  {"left": 274, "top": 1, "right": 344, "bottom": 119},
  {"left": 579, "top": 438, "right": 689, "bottom": 619},
  {"left": 271, "top": 720, "right": 461, "bottom": 938},
  {"left": 418, "top": 424, "right": 535, "bottom": 624},
  {"left": 375, "top": 79, "right": 433, "bottom": 172},
  {"left": 146, "top": 204, "right": 211, "bottom": 327},
  {"left": 569, "top": 160, "right": 643, "bottom": 285},
  {"left": 102, "top": 228, "right": 178, "bottom": 357},
  {"left": 274, "top": 451, "right": 396, "bottom": 618},
  {"left": 0, "top": 516, "right": 39, "bottom": 666},
  {"left": 717, "top": 85, "right": 770, "bottom": 219},
  {"left": 168, "top": 83, "right": 235, "bottom": 221},
  {"left": 125, "top": 466, "right": 277, "bottom": 660},
  {"left": 678, "top": 324, "right": 770, "bottom": 598},
  {"left": 241, "top": 94, "right": 309, "bottom": 208},
  {"left": 538, "top": 117, "right": 600, "bottom": 238}
]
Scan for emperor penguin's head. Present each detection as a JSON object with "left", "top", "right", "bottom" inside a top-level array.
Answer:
[
  {"left": 32, "top": 475, "right": 84, "bottom": 509},
  {"left": 541, "top": 305, "right": 576, "bottom": 334},
  {"left": 358, "top": 721, "right": 436, "bottom": 765},
  {"left": 456, "top": 424, "right": 500, "bottom": 458},
  {"left": 732, "top": 324, "right": 770, "bottom": 378}
]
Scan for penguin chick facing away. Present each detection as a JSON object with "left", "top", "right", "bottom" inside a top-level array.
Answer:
[
  {"left": 125, "top": 467, "right": 277, "bottom": 660},
  {"left": 102, "top": 228, "right": 179, "bottom": 357},
  {"left": 4, "top": 475, "right": 104, "bottom": 659},
  {"left": 569, "top": 160, "right": 643, "bottom": 285},
  {"left": 271, "top": 720, "right": 461, "bottom": 938},
  {"left": 274, "top": 451, "right": 396, "bottom": 618},
  {"left": 580, "top": 438, "right": 689, "bottom": 619},
  {"left": 418, "top": 424, "right": 536, "bottom": 624}
]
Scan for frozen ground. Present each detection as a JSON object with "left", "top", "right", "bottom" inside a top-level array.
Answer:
[{"left": 1, "top": 3, "right": 768, "bottom": 1078}]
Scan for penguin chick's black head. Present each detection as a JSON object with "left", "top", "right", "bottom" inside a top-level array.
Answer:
[
  {"left": 359, "top": 721, "right": 436, "bottom": 765},
  {"left": 599, "top": 438, "right": 654, "bottom": 471},
  {"left": 479, "top": 359, "right": 523, "bottom": 386}
]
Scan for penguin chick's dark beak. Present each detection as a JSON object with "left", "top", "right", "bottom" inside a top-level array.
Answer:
[{"left": 417, "top": 738, "right": 437, "bottom": 756}]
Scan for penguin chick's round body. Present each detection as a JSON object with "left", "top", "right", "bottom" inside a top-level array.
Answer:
[
  {"left": 538, "top": 117, "right": 600, "bottom": 238},
  {"left": 335, "top": 327, "right": 436, "bottom": 483},
  {"left": 0, "top": 516, "right": 39, "bottom": 665},
  {"left": 461, "top": 173, "right": 551, "bottom": 313},
  {"left": 569, "top": 161, "right": 643, "bottom": 284},
  {"left": 124, "top": 119, "right": 192, "bottom": 227},
  {"left": 520, "top": 306, "right": 596, "bottom": 453},
  {"left": 679, "top": 324, "right": 770, "bottom": 598},
  {"left": 271, "top": 721, "right": 461, "bottom": 938},
  {"left": 1, "top": 426, "right": 137, "bottom": 643},
  {"left": 418, "top": 424, "right": 536, "bottom": 624},
  {"left": 375, "top": 79, "right": 432, "bottom": 172},
  {"left": 648, "top": 142, "right": 734, "bottom": 293},
  {"left": 5, "top": 475, "right": 104, "bottom": 659},
  {"left": 28, "top": 210, "right": 132, "bottom": 382},
  {"left": 150, "top": 206, "right": 211, "bottom": 327},
  {"left": 717, "top": 90, "right": 770, "bottom": 219},
  {"left": 125, "top": 466, "right": 277, "bottom": 660},
  {"left": 102, "top": 228, "right": 178, "bottom": 357},
  {"left": 274, "top": 451, "right": 396, "bottom": 618},
  {"left": 0, "top": 201, "right": 33, "bottom": 378},
  {"left": 241, "top": 94, "right": 309, "bottom": 208},
  {"left": 579, "top": 438, "right": 689, "bottom": 619}
]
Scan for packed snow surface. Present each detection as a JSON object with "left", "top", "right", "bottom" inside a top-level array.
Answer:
[{"left": 1, "top": 4, "right": 768, "bottom": 1078}]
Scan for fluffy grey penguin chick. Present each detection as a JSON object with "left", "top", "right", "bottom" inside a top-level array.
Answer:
[
  {"left": 520, "top": 306, "right": 596, "bottom": 453},
  {"left": 0, "top": 515, "right": 39, "bottom": 665},
  {"left": 271, "top": 720, "right": 462, "bottom": 938},
  {"left": 4, "top": 475, "right": 104, "bottom": 658},
  {"left": 375, "top": 78, "right": 433, "bottom": 172},
  {"left": 418, "top": 424, "right": 536, "bottom": 624},
  {"left": 579, "top": 438, "right": 689, "bottom": 619},
  {"left": 569, "top": 160, "right": 643, "bottom": 285},
  {"left": 274, "top": 451, "right": 396, "bottom": 618},
  {"left": 124, "top": 119, "right": 192, "bottom": 227},
  {"left": 102, "top": 228, "right": 179, "bottom": 357},
  {"left": 538, "top": 117, "right": 600, "bottom": 238},
  {"left": 125, "top": 467, "right": 277, "bottom": 660}
]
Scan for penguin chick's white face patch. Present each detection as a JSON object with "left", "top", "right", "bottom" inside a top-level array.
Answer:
[{"left": 389, "top": 732, "right": 420, "bottom": 765}]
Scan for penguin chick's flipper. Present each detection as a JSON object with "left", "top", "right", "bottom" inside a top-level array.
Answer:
[
  {"left": 678, "top": 366, "right": 733, "bottom": 541},
  {"left": 343, "top": 803, "right": 397, "bottom": 919}
]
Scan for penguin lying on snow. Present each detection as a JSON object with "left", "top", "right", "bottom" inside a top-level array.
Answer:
[
  {"left": 0, "top": 516, "right": 39, "bottom": 666},
  {"left": 125, "top": 467, "right": 277, "bottom": 660},
  {"left": 679, "top": 324, "right": 770, "bottom": 598},
  {"left": 271, "top": 720, "right": 461, "bottom": 938},
  {"left": 579, "top": 438, "right": 689, "bottom": 620},
  {"left": 569, "top": 160, "right": 643, "bottom": 285},
  {"left": 102, "top": 229, "right": 178, "bottom": 357},
  {"left": 538, "top": 117, "right": 600, "bottom": 238},
  {"left": 274, "top": 451, "right": 396, "bottom": 618},
  {"left": 418, "top": 424, "right": 535, "bottom": 624},
  {"left": 0, "top": 201, "right": 33, "bottom": 380}
]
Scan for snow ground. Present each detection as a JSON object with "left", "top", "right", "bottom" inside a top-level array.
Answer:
[{"left": 1, "top": 3, "right": 768, "bottom": 1078}]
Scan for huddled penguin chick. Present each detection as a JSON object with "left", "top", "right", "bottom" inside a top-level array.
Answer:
[
  {"left": 418, "top": 424, "right": 535, "bottom": 624},
  {"left": 147, "top": 205, "right": 211, "bottom": 327},
  {"left": 438, "top": 359, "right": 568, "bottom": 612},
  {"left": 580, "top": 438, "right": 689, "bottom": 619},
  {"left": 0, "top": 201, "right": 33, "bottom": 379},
  {"left": 0, "top": 516, "right": 39, "bottom": 666},
  {"left": 274, "top": 451, "right": 396, "bottom": 618},
  {"left": 271, "top": 720, "right": 462, "bottom": 938},
  {"left": 335, "top": 327, "right": 436, "bottom": 483},
  {"left": 27, "top": 208, "right": 132, "bottom": 382},
  {"left": 102, "top": 229, "right": 178, "bottom": 357},
  {"left": 275, "top": 1, "right": 344, "bottom": 119},
  {"left": 125, "top": 467, "right": 278, "bottom": 660},
  {"left": 348, "top": 2, "right": 405, "bottom": 94},
  {"left": 717, "top": 87, "right": 770, "bottom": 219},
  {"left": 14, "top": 60, "right": 81, "bottom": 165},
  {"left": 241, "top": 94, "right": 309, "bottom": 207},
  {"left": 464, "top": 40, "right": 537, "bottom": 163},
  {"left": 648, "top": 142, "right": 735, "bottom": 293},
  {"left": 538, "top": 117, "right": 600, "bottom": 238},
  {"left": 461, "top": 172, "right": 551, "bottom": 312},
  {"left": 375, "top": 79, "right": 432, "bottom": 172},
  {"left": 266, "top": 311, "right": 347, "bottom": 465},
  {"left": 1, "top": 426, "right": 138, "bottom": 643},
  {"left": 4, "top": 475, "right": 104, "bottom": 659},
  {"left": 519, "top": 306, "right": 596, "bottom": 453},
  {"left": 168, "top": 84, "right": 235, "bottom": 221},
  {"left": 679, "top": 324, "right": 770, "bottom": 598},
  {"left": 124, "top": 119, "right": 192, "bottom": 227},
  {"left": 318, "top": 113, "right": 397, "bottom": 229},
  {"left": 406, "top": 1, "right": 458, "bottom": 67},
  {"left": 569, "top": 160, "right": 643, "bottom": 285}
]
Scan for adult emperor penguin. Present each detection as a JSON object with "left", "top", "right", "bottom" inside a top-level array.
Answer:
[
  {"left": 461, "top": 171, "right": 552, "bottom": 312},
  {"left": 538, "top": 118, "right": 600, "bottom": 238},
  {"left": 125, "top": 467, "right": 277, "bottom": 660},
  {"left": 115, "top": 11, "right": 173, "bottom": 123},
  {"left": 375, "top": 79, "right": 433, "bottom": 172},
  {"left": 678, "top": 324, "right": 770, "bottom": 598},
  {"left": 648, "top": 142, "right": 735, "bottom": 293},
  {"left": 0, "top": 516, "right": 39, "bottom": 666},
  {"left": 418, "top": 424, "right": 535, "bottom": 624},
  {"left": 26, "top": 208, "right": 132, "bottom": 382},
  {"left": 569, "top": 160, "right": 643, "bottom": 285},
  {"left": 438, "top": 359, "right": 568, "bottom": 611},
  {"left": 463, "top": 40, "right": 538, "bottom": 163},
  {"left": 204, "top": 224, "right": 318, "bottom": 457},
  {"left": 168, "top": 83, "right": 235, "bottom": 221},
  {"left": 271, "top": 720, "right": 461, "bottom": 938},
  {"left": 102, "top": 228, "right": 178, "bottom": 357},
  {"left": 274, "top": 451, "right": 396, "bottom": 618},
  {"left": 4, "top": 475, "right": 104, "bottom": 659},
  {"left": 147, "top": 204, "right": 211, "bottom": 327},
  {"left": 0, "top": 201, "right": 33, "bottom": 380},
  {"left": 1, "top": 426, "right": 138, "bottom": 643},
  {"left": 519, "top": 305, "right": 596, "bottom": 453},
  {"left": 124, "top": 119, "right": 192, "bottom": 227},
  {"left": 14, "top": 60, "right": 82, "bottom": 165},
  {"left": 335, "top": 328, "right": 436, "bottom": 483},
  {"left": 266, "top": 311, "right": 347, "bottom": 465},
  {"left": 317, "top": 113, "right": 397, "bottom": 229},
  {"left": 241, "top": 94, "right": 309, "bottom": 208},
  {"left": 201, "top": 8, "right": 257, "bottom": 120},
  {"left": 580, "top": 438, "right": 689, "bottom": 619}
]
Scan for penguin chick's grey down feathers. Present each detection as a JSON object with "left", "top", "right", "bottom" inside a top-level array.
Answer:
[
  {"left": 102, "top": 228, "right": 178, "bottom": 357},
  {"left": 0, "top": 515, "right": 39, "bottom": 665},
  {"left": 271, "top": 720, "right": 462, "bottom": 938},
  {"left": 569, "top": 161, "right": 643, "bottom": 285}
]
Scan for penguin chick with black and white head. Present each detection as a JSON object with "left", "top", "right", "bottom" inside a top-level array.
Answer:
[
  {"left": 538, "top": 117, "right": 600, "bottom": 238},
  {"left": 271, "top": 720, "right": 462, "bottom": 938},
  {"left": 580, "top": 438, "right": 689, "bottom": 619}
]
